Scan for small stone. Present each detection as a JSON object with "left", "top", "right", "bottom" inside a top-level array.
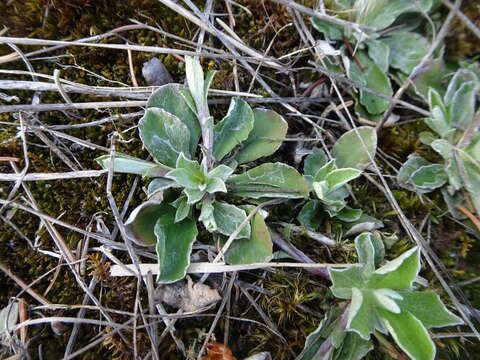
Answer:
[{"left": 142, "top": 58, "right": 173, "bottom": 86}]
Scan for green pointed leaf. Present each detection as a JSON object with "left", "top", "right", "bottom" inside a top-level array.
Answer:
[
  {"left": 311, "top": 17, "right": 343, "bottom": 40},
  {"left": 314, "top": 159, "right": 337, "bottom": 182},
  {"left": 332, "top": 127, "right": 377, "bottom": 170},
  {"left": 337, "top": 207, "right": 362, "bottom": 223},
  {"left": 199, "top": 199, "right": 217, "bottom": 232},
  {"left": 379, "top": 309, "right": 435, "bottom": 360},
  {"left": 368, "top": 247, "right": 420, "bottom": 290},
  {"left": 96, "top": 154, "right": 170, "bottom": 177},
  {"left": 225, "top": 209, "right": 273, "bottom": 264},
  {"left": 354, "top": 233, "right": 376, "bottom": 276},
  {"left": 450, "top": 81, "right": 477, "bottom": 129},
  {"left": 147, "top": 83, "right": 201, "bottom": 155},
  {"left": 344, "top": 214, "right": 384, "bottom": 237},
  {"left": 303, "top": 148, "right": 328, "bottom": 184},
  {"left": 213, "top": 201, "right": 251, "bottom": 239},
  {"left": 373, "top": 289, "right": 402, "bottom": 314},
  {"left": 171, "top": 195, "right": 191, "bottom": 223},
  {"left": 347, "top": 288, "right": 377, "bottom": 340},
  {"left": 333, "top": 332, "right": 373, "bottom": 360},
  {"left": 147, "top": 178, "right": 179, "bottom": 198},
  {"left": 227, "top": 162, "right": 309, "bottom": 199},
  {"left": 183, "top": 187, "right": 205, "bottom": 205},
  {"left": 430, "top": 139, "right": 454, "bottom": 160},
  {"left": 185, "top": 56, "right": 206, "bottom": 116},
  {"left": 458, "top": 151, "right": 480, "bottom": 217},
  {"left": 155, "top": 205, "right": 198, "bottom": 283},
  {"left": 139, "top": 108, "right": 191, "bottom": 168},
  {"left": 166, "top": 154, "right": 205, "bottom": 189},
  {"left": 329, "top": 266, "right": 365, "bottom": 299},
  {"left": 298, "top": 200, "right": 323, "bottom": 231},
  {"left": 325, "top": 168, "right": 362, "bottom": 192},
  {"left": 410, "top": 164, "right": 447, "bottom": 191},
  {"left": 383, "top": 32, "right": 430, "bottom": 74},
  {"left": 213, "top": 98, "right": 254, "bottom": 161},
  {"left": 208, "top": 164, "right": 234, "bottom": 181},
  {"left": 397, "top": 154, "right": 431, "bottom": 188},
  {"left": 367, "top": 40, "right": 389, "bottom": 72},
  {"left": 444, "top": 69, "right": 478, "bottom": 104},
  {"left": 125, "top": 202, "right": 169, "bottom": 246},
  {"left": 235, "top": 108, "right": 288, "bottom": 164},
  {"left": 205, "top": 177, "right": 227, "bottom": 194},
  {"left": 397, "top": 291, "right": 463, "bottom": 329}
]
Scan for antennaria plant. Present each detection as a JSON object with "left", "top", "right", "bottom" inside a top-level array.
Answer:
[
  {"left": 97, "top": 57, "right": 308, "bottom": 283},
  {"left": 297, "top": 232, "right": 463, "bottom": 360}
]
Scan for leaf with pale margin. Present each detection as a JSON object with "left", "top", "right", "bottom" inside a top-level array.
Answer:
[
  {"left": 379, "top": 309, "right": 435, "bottom": 360},
  {"left": 325, "top": 168, "right": 362, "bottom": 193},
  {"left": 185, "top": 56, "right": 206, "bottom": 116},
  {"left": 298, "top": 200, "right": 323, "bottom": 231},
  {"left": 213, "top": 201, "right": 251, "bottom": 239},
  {"left": 147, "top": 83, "right": 200, "bottom": 155},
  {"left": 147, "top": 178, "right": 178, "bottom": 198},
  {"left": 354, "top": 233, "right": 376, "bottom": 276},
  {"left": 96, "top": 154, "right": 170, "bottom": 177},
  {"left": 225, "top": 206, "right": 272, "bottom": 264},
  {"left": 206, "top": 177, "right": 227, "bottom": 194},
  {"left": 314, "top": 159, "right": 337, "bottom": 182},
  {"left": 347, "top": 288, "right": 378, "bottom": 340},
  {"left": 336, "top": 207, "right": 363, "bottom": 223},
  {"left": 139, "top": 108, "right": 191, "bottom": 168},
  {"left": 367, "top": 247, "right": 420, "bottom": 290},
  {"left": 450, "top": 81, "right": 477, "bottom": 129},
  {"left": 397, "top": 154, "right": 431, "bottom": 189},
  {"left": 199, "top": 199, "right": 217, "bottom": 232},
  {"left": 166, "top": 153, "right": 205, "bottom": 189},
  {"left": 311, "top": 17, "right": 343, "bottom": 40},
  {"left": 125, "top": 202, "right": 169, "bottom": 246},
  {"left": 183, "top": 187, "right": 205, "bottom": 205},
  {"left": 213, "top": 98, "right": 254, "bottom": 161},
  {"left": 155, "top": 205, "right": 198, "bottom": 283},
  {"left": 410, "top": 164, "right": 447, "bottom": 191},
  {"left": 383, "top": 32, "right": 430, "bottom": 74},
  {"left": 303, "top": 148, "right": 328, "bottom": 185},
  {"left": 329, "top": 266, "right": 365, "bottom": 299},
  {"left": 333, "top": 332, "right": 373, "bottom": 360},
  {"left": 235, "top": 108, "right": 288, "bottom": 164},
  {"left": 171, "top": 195, "right": 191, "bottom": 223},
  {"left": 0, "top": 302, "right": 19, "bottom": 336},
  {"left": 208, "top": 164, "right": 234, "bottom": 181},
  {"left": 228, "top": 162, "right": 309, "bottom": 199},
  {"left": 397, "top": 291, "right": 463, "bottom": 328},
  {"left": 332, "top": 127, "right": 377, "bottom": 170}
]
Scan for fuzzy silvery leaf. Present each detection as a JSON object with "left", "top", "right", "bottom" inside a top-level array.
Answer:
[
  {"left": 185, "top": 56, "right": 206, "bottom": 117},
  {"left": 379, "top": 309, "right": 435, "bottom": 360},
  {"left": 205, "top": 177, "right": 227, "bottom": 194},
  {"left": 0, "top": 302, "right": 19, "bottom": 337},
  {"left": 303, "top": 148, "right": 328, "bottom": 183},
  {"left": 430, "top": 139, "right": 453, "bottom": 160},
  {"left": 147, "top": 178, "right": 179, "bottom": 198},
  {"left": 298, "top": 200, "right": 323, "bottom": 231},
  {"left": 171, "top": 195, "right": 191, "bottom": 223},
  {"left": 213, "top": 201, "right": 251, "bottom": 239},
  {"left": 354, "top": 233, "right": 377, "bottom": 276},
  {"left": 235, "top": 108, "right": 288, "bottom": 164},
  {"left": 225, "top": 206, "right": 273, "bottom": 264},
  {"left": 458, "top": 151, "right": 480, "bottom": 217},
  {"left": 311, "top": 17, "right": 343, "bottom": 40},
  {"left": 367, "top": 40, "right": 390, "bottom": 72},
  {"left": 344, "top": 214, "right": 384, "bottom": 237},
  {"left": 465, "top": 133, "right": 480, "bottom": 159},
  {"left": 155, "top": 205, "right": 198, "bottom": 283},
  {"left": 203, "top": 70, "right": 217, "bottom": 99},
  {"left": 373, "top": 289, "right": 402, "bottom": 314},
  {"left": 228, "top": 162, "right": 309, "bottom": 199},
  {"left": 444, "top": 69, "right": 478, "bottom": 103},
  {"left": 313, "top": 181, "right": 329, "bottom": 201},
  {"left": 426, "top": 105, "right": 451, "bottom": 138},
  {"left": 139, "top": 108, "right": 191, "bottom": 168},
  {"left": 450, "top": 81, "right": 477, "bottom": 129},
  {"left": 314, "top": 159, "right": 336, "bottom": 182},
  {"left": 96, "top": 154, "right": 170, "bottom": 177},
  {"left": 125, "top": 202, "right": 169, "bottom": 246},
  {"left": 419, "top": 131, "right": 437, "bottom": 146},
  {"left": 396, "top": 291, "right": 463, "bottom": 329},
  {"left": 355, "top": 0, "right": 433, "bottom": 30},
  {"left": 147, "top": 83, "right": 201, "bottom": 155},
  {"left": 397, "top": 154, "right": 431, "bottom": 188},
  {"left": 367, "top": 247, "right": 420, "bottom": 290},
  {"left": 332, "top": 127, "right": 377, "bottom": 170},
  {"left": 199, "top": 199, "right": 217, "bottom": 232},
  {"left": 347, "top": 288, "right": 379, "bottom": 340},
  {"left": 410, "top": 164, "right": 448, "bottom": 191},
  {"left": 213, "top": 97, "right": 254, "bottom": 161},
  {"left": 208, "top": 164, "right": 234, "bottom": 182},
  {"left": 325, "top": 168, "right": 362, "bottom": 193},
  {"left": 383, "top": 32, "right": 430, "bottom": 74},
  {"left": 166, "top": 154, "right": 205, "bottom": 189},
  {"left": 183, "top": 187, "right": 205, "bottom": 204},
  {"left": 329, "top": 266, "right": 365, "bottom": 299},
  {"left": 336, "top": 207, "right": 363, "bottom": 223}
]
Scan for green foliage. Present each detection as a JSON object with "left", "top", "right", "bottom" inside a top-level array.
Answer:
[
  {"left": 299, "top": 232, "right": 463, "bottom": 360},
  {"left": 96, "top": 57, "right": 306, "bottom": 282},
  {"left": 397, "top": 69, "right": 480, "bottom": 219}
]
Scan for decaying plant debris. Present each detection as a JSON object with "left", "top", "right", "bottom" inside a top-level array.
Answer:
[{"left": 0, "top": 0, "right": 480, "bottom": 359}]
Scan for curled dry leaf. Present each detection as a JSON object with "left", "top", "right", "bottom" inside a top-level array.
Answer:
[
  {"left": 201, "top": 342, "right": 236, "bottom": 360},
  {"left": 154, "top": 276, "right": 221, "bottom": 312}
]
